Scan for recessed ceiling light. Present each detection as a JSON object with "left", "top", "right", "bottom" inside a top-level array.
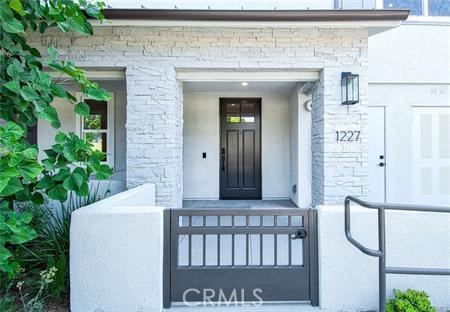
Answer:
[{"left": 241, "top": 82, "right": 248, "bottom": 86}]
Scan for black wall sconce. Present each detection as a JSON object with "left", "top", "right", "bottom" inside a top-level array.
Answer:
[{"left": 341, "top": 72, "right": 359, "bottom": 105}]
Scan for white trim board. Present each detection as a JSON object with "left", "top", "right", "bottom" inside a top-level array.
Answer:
[
  {"left": 48, "top": 70, "right": 125, "bottom": 81},
  {"left": 177, "top": 71, "right": 319, "bottom": 82}
]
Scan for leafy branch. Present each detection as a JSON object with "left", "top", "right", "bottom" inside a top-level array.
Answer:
[{"left": 0, "top": 0, "right": 112, "bottom": 277}]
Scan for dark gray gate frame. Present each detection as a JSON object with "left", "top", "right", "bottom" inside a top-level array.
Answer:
[
  {"left": 344, "top": 196, "right": 450, "bottom": 312},
  {"left": 163, "top": 208, "right": 319, "bottom": 308}
]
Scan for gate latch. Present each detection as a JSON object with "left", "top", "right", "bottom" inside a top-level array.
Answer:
[{"left": 290, "top": 229, "right": 307, "bottom": 240}]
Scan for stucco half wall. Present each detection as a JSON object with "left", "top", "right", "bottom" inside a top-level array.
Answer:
[
  {"left": 70, "top": 190, "right": 449, "bottom": 311},
  {"left": 70, "top": 184, "right": 163, "bottom": 312}
]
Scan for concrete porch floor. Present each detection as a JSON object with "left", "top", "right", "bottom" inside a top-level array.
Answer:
[{"left": 183, "top": 199, "right": 297, "bottom": 208}]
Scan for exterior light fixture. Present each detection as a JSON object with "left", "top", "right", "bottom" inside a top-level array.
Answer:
[
  {"left": 241, "top": 82, "right": 248, "bottom": 86},
  {"left": 341, "top": 72, "right": 359, "bottom": 105}
]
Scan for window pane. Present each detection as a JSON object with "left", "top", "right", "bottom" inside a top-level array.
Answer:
[
  {"left": 241, "top": 102, "right": 255, "bottom": 123},
  {"left": 84, "top": 99, "right": 108, "bottom": 130},
  {"left": 429, "top": 0, "right": 450, "bottom": 16},
  {"left": 340, "top": 0, "right": 376, "bottom": 9},
  {"left": 384, "top": 0, "right": 423, "bottom": 15},
  {"left": 85, "top": 132, "right": 107, "bottom": 156},
  {"left": 83, "top": 115, "right": 102, "bottom": 130},
  {"left": 226, "top": 103, "right": 240, "bottom": 123}
]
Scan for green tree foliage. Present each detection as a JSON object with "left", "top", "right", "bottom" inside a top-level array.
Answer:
[{"left": 0, "top": 0, "right": 112, "bottom": 277}]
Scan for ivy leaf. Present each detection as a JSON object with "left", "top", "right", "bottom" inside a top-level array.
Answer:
[
  {"left": 86, "top": 4, "right": 101, "bottom": 18},
  {"left": 55, "top": 132, "right": 67, "bottom": 143},
  {"left": 74, "top": 102, "right": 90, "bottom": 116},
  {"left": 76, "top": 181, "right": 89, "bottom": 196},
  {"left": 37, "top": 72, "right": 52, "bottom": 87},
  {"left": 36, "top": 106, "right": 59, "bottom": 124},
  {"left": 0, "top": 247, "right": 12, "bottom": 262},
  {"left": 84, "top": 87, "right": 110, "bottom": 101},
  {"left": 47, "top": 184, "right": 68, "bottom": 202},
  {"left": 0, "top": 166, "right": 19, "bottom": 178},
  {"left": 4, "top": 80, "right": 20, "bottom": 93},
  {"left": 50, "top": 84, "right": 67, "bottom": 98},
  {"left": 22, "top": 147, "right": 38, "bottom": 159},
  {"left": 2, "top": 18, "right": 24, "bottom": 33},
  {"left": 66, "top": 15, "right": 87, "bottom": 34},
  {"left": 20, "top": 161, "right": 43, "bottom": 179},
  {"left": 0, "top": 176, "right": 9, "bottom": 193},
  {"left": 47, "top": 46, "right": 57, "bottom": 59},
  {"left": 63, "top": 171, "right": 84, "bottom": 191},
  {"left": 38, "top": 21, "right": 48, "bottom": 33},
  {"left": 95, "top": 164, "right": 113, "bottom": 180},
  {"left": 0, "top": 177, "right": 23, "bottom": 196},
  {"left": 7, "top": 224, "right": 37, "bottom": 244},
  {"left": 5, "top": 121, "right": 24, "bottom": 140},
  {"left": 29, "top": 47, "right": 41, "bottom": 57},
  {"left": 6, "top": 61, "right": 23, "bottom": 78},
  {"left": 53, "top": 168, "right": 70, "bottom": 181},
  {"left": 0, "top": 2, "right": 14, "bottom": 21},
  {"left": 9, "top": 0, "right": 25, "bottom": 16},
  {"left": 20, "top": 86, "right": 39, "bottom": 101},
  {"left": 36, "top": 175, "right": 53, "bottom": 189}
]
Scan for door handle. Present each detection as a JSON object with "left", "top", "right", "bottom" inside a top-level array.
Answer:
[
  {"left": 221, "top": 148, "right": 225, "bottom": 171},
  {"left": 379, "top": 162, "right": 385, "bottom": 167},
  {"left": 290, "top": 229, "right": 307, "bottom": 240}
]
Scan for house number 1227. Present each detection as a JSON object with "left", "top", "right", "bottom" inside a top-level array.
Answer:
[{"left": 336, "top": 130, "right": 360, "bottom": 142}]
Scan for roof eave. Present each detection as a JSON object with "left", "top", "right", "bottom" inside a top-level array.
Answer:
[{"left": 100, "top": 9, "right": 409, "bottom": 22}]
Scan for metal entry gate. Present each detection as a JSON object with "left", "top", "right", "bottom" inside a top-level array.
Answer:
[{"left": 164, "top": 208, "right": 318, "bottom": 307}]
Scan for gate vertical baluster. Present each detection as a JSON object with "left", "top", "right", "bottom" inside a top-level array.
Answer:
[
  {"left": 188, "top": 216, "right": 192, "bottom": 267},
  {"left": 232, "top": 215, "right": 235, "bottom": 266},
  {"left": 288, "top": 216, "right": 292, "bottom": 266},
  {"left": 274, "top": 216, "right": 278, "bottom": 266},
  {"left": 246, "top": 215, "right": 250, "bottom": 266},
  {"left": 203, "top": 216, "right": 206, "bottom": 267}
]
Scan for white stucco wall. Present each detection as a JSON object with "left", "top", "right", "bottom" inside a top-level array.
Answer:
[
  {"left": 318, "top": 205, "right": 450, "bottom": 310},
  {"left": 183, "top": 91, "right": 291, "bottom": 199},
  {"left": 289, "top": 90, "right": 300, "bottom": 205},
  {"left": 289, "top": 89, "right": 312, "bottom": 207},
  {"left": 70, "top": 184, "right": 162, "bottom": 312},
  {"left": 368, "top": 23, "right": 450, "bottom": 205},
  {"left": 369, "top": 24, "right": 450, "bottom": 84}
]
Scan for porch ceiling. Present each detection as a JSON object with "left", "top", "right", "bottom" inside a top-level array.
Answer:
[{"left": 184, "top": 81, "right": 302, "bottom": 93}]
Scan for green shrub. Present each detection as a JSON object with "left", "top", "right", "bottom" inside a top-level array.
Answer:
[
  {"left": 16, "top": 182, "right": 111, "bottom": 300},
  {"left": 386, "top": 289, "right": 436, "bottom": 312}
]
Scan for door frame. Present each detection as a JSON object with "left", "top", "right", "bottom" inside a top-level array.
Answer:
[
  {"left": 368, "top": 105, "right": 387, "bottom": 203},
  {"left": 219, "top": 97, "right": 262, "bottom": 199}
]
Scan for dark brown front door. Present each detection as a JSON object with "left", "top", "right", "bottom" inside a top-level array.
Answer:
[{"left": 220, "top": 98, "right": 261, "bottom": 199}]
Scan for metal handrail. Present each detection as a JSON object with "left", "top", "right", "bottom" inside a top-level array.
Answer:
[{"left": 344, "top": 196, "right": 450, "bottom": 312}]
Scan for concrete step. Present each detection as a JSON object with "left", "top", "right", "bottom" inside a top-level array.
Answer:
[{"left": 167, "top": 302, "right": 325, "bottom": 312}]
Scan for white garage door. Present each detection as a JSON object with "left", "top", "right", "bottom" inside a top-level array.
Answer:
[{"left": 412, "top": 107, "right": 450, "bottom": 205}]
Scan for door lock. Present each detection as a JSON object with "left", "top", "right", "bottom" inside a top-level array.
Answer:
[
  {"left": 379, "top": 155, "right": 385, "bottom": 167},
  {"left": 290, "top": 229, "right": 307, "bottom": 240}
]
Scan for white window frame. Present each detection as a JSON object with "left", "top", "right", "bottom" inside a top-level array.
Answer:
[{"left": 75, "top": 92, "right": 115, "bottom": 167}]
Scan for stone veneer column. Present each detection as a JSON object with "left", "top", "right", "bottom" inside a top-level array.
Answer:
[
  {"left": 312, "top": 67, "right": 369, "bottom": 206},
  {"left": 125, "top": 65, "right": 183, "bottom": 208}
]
